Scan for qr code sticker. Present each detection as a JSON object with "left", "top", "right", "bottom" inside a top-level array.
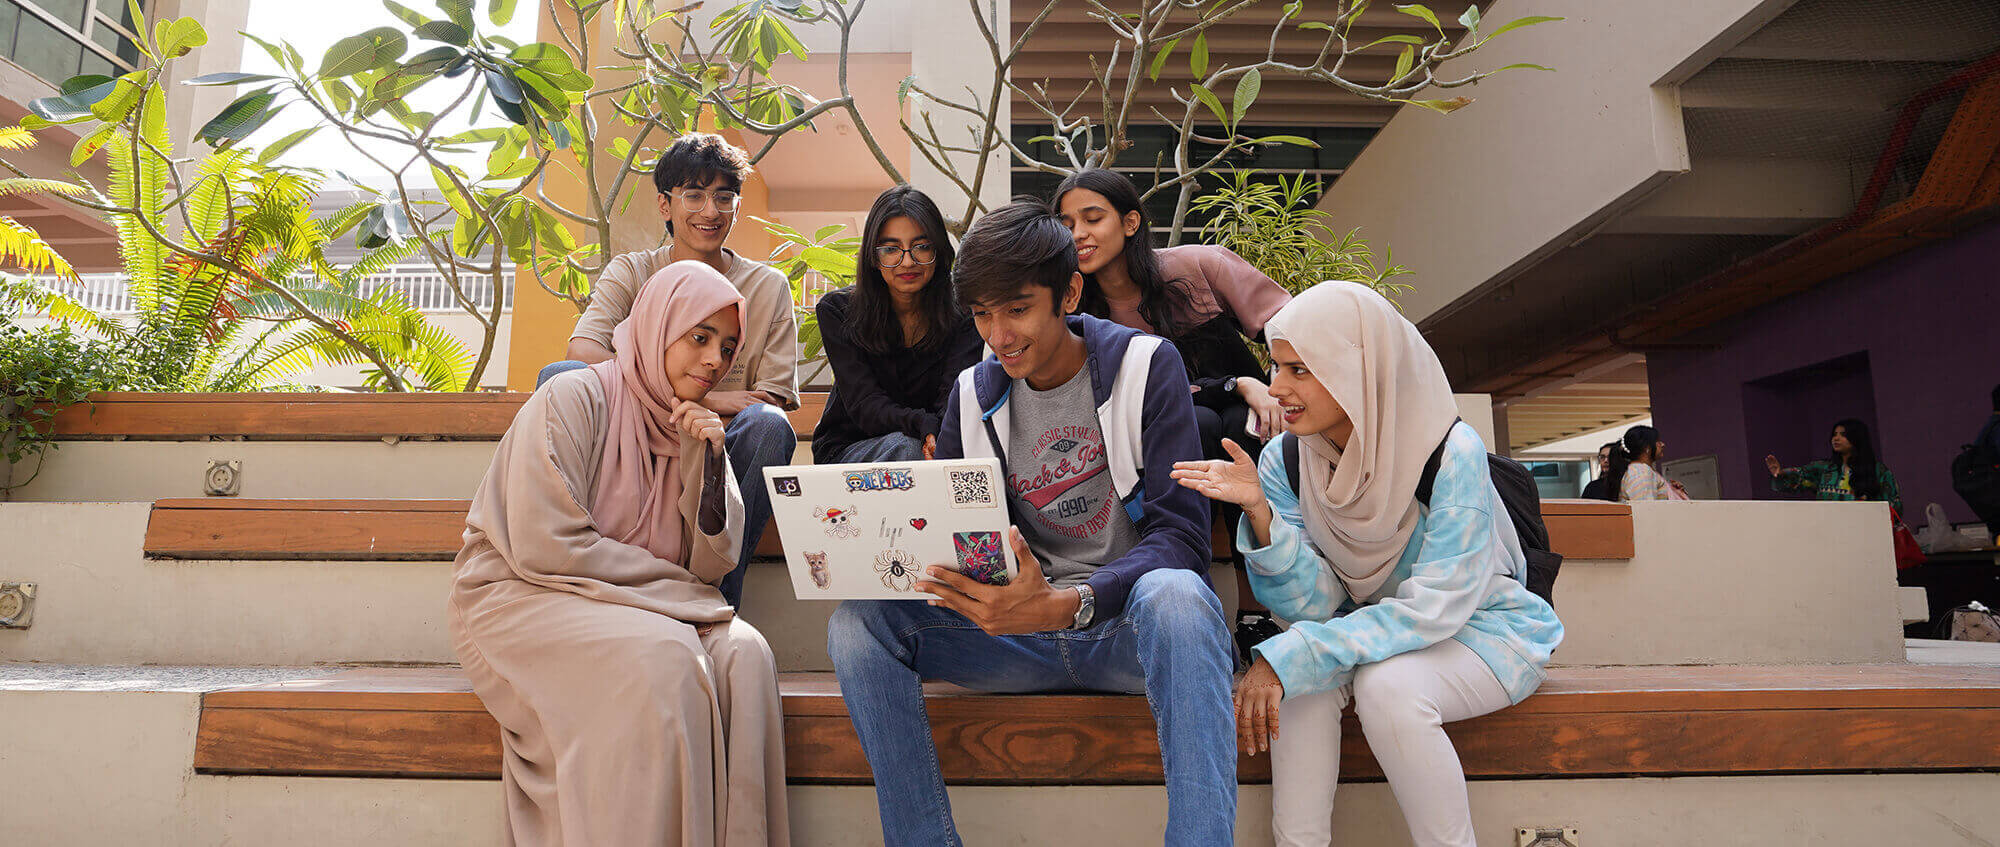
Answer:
[{"left": 949, "top": 467, "right": 995, "bottom": 509}]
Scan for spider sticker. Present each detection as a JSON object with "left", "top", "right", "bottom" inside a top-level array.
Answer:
[
  {"left": 815, "top": 505, "right": 860, "bottom": 539},
  {"left": 803, "top": 551, "right": 831, "bottom": 589},
  {"left": 874, "top": 549, "right": 920, "bottom": 592}
]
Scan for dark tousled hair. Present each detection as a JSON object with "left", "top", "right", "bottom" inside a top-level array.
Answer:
[
  {"left": 951, "top": 197, "right": 1078, "bottom": 311},
  {"left": 849, "top": 185, "right": 960, "bottom": 355},
  {"left": 1604, "top": 424, "right": 1660, "bottom": 496},
  {"left": 653, "top": 132, "right": 752, "bottom": 236},
  {"left": 1831, "top": 418, "right": 1884, "bottom": 500},
  {"left": 1054, "top": 168, "right": 1191, "bottom": 336}
]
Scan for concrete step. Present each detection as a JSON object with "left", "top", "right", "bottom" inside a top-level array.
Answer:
[
  {"left": 0, "top": 498, "right": 1904, "bottom": 668},
  {"left": 6, "top": 662, "right": 2000, "bottom": 846}
]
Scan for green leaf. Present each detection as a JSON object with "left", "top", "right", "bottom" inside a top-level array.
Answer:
[
  {"left": 1493, "top": 62, "right": 1556, "bottom": 72},
  {"left": 1148, "top": 37, "right": 1180, "bottom": 81},
  {"left": 400, "top": 45, "right": 462, "bottom": 75},
  {"left": 184, "top": 72, "right": 283, "bottom": 86},
  {"left": 494, "top": 93, "right": 528, "bottom": 125},
  {"left": 319, "top": 27, "right": 408, "bottom": 78},
  {"left": 1298, "top": 21, "right": 1334, "bottom": 32},
  {"left": 27, "top": 80, "right": 118, "bottom": 122},
  {"left": 812, "top": 223, "right": 845, "bottom": 242},
  {"left": 155, "top": 17, "right": 208, "bottom": 58},
  {"left": 412, "top": 20, "right": 471, "bottom": 46},
  {"left": 513, "top": 67, "right": 566, "bottom": 114},
  {"left": 1189, "top": 83, "right": 1227, "bottom": 126},
  {"left": 88, "top": 75, "right": 146, "bottom": 122},
  {"left": 1457, "top": 3, "right": 1481, "bottom": 34},
  {"left": 1481, "top": 15, "right": 1563, "bottom": 42},
  {"left": 488, "top": 0, "right": 518, "bottom": 25},
  {"left": 1361, "top": 33, "right": 1426, "bottom": 49},
  {"left": 1392, "top": 45, "right": 1414, "bottom": 84},
  {"left": 1400, "top": 95, "right": 1472, "bottom": 114},
  {"left": 382, "top": 0, "right": 434, "bottom": 27},
  {"left": 1253, "top": 134, "right": 1321, "bottom": 148},
  {"left": 60, "top": 75, "right": 115, "bottom": 95},
  {"left": 485, "top": 68, "right": 524, "bottom": 103},
  {"left": 1231, "top": 68, "right": 1261, "bottom": 123},
  {"left": 126, "top": 0, "right": 154, "bottom": 58},
  {"left": 70, "top": 124, "right": 118, "bottom": 167},
  {"left": 437, "top": 0, "right": 475, "bottom": 28},
  {"left": 1394, "top": 4, "right": 1442, "bottom": 33},
  {"left": 197, "top": 87, "right": 281, "bottom": 145},
  {"left": 1190, "top": 32, "right": 1209, "bottom": 78},
  {"left": 241, "top": 33, "right": 293, "bottom": 71},
  {"left": 256, "top": 126, "right": 319, "bottom": 162},
  {"left": 897, "top": 73, "right": 917, "bottom": 104}
]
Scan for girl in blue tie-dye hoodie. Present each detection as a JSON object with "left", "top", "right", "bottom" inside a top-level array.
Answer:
[{"left": 1173, "top": 281, "right": 1563, "bottom": 847}]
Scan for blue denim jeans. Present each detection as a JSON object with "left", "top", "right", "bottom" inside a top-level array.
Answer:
[
  {"left": 826, "top": 569, "right": 1237, "bottom": 847},
  {"left": 835, "top": 431, "right": 926, "bottom": 463},
  {"left": 537, "top": 360, "right": 793, "bottom": 608}
]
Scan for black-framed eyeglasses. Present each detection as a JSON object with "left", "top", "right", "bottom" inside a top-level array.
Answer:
[{"left": 874, "top": 243, "right": 937, "bottom": 266}]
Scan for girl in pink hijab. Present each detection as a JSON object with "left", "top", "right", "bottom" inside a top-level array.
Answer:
[
  {"left": 450, "top": 260, "right": 789, "bottom": 847},
  {"left": 1173, "top": 281, "right": 1561, "bottom": 847}
]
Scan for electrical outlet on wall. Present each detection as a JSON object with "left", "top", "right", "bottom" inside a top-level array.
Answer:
[
  {"left": 1517, "top": 826, "right": 1580, "bottom": 847},
  {"left": 205, "top": 459, "right": 242, "bottom": 496},
  {"left": 0, "top": 582, "right": 36, "bottom": 628}
]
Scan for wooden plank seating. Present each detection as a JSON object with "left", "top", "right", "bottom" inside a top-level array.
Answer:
[
  {"left": 191, "top": 664, "right": 2000, "bottom": 783},
  {"left": 144, "top": 498, "right": 1637, "bottom": 562},
  {"left": 49, "top": 391, "right": 829, "bottom": 441}
]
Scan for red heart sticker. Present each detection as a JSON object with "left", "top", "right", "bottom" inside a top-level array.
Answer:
[{"left": 909, "top": 518, "right": 927, "bottom": 530}]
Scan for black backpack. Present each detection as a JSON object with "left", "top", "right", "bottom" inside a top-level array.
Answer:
[
  {"left": 1278, "top": 420, "right": 1561, "bottom": 607},
  {"left": 1952, "top": 419, "right": 2000, "bottom": 527}
]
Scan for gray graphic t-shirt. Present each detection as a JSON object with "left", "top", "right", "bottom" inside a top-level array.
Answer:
[{"left": 1004, "top": 366, "right": 1139, "bottom": 585}]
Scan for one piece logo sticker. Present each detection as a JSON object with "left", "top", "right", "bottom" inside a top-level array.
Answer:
[
  {"left": 816, "top": 505, "right": 860, "bottom": 539},
  {"left": 844, "top": 467, "right": 917, "bottom": 493}
]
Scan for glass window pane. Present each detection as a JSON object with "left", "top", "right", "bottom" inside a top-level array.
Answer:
[
  {"left": 13, "top": 12, "right": 82, "bottom": 84},
  {"left": 114, "top": 33, "right": 136, "bottom": 65},
  {"left": 0, "top": 4, "right": 21, "bottom": 59},
  {"left": 88, "top": 14, "right": 119, "bottom": 49},
  {"left": 77, "top": 47, "right": 111, "bottom": 78},
  {"left": 38, "top": 0, "right": 89, "bottom": 29}
]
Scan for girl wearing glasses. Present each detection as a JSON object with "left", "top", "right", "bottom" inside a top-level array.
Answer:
[{"left": 812, "top": 185, "right": 984, "bottom": 464}]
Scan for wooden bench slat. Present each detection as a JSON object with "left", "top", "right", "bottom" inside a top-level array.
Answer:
[
  {"left": 191, "top": 666, "right": 2000, "bottom": 783},
  {"left": 52, "top": 391, "right": 826, "bottom": 441},
  {"left": 144, "top": 499, "right": 1637, "bottom": 561}
]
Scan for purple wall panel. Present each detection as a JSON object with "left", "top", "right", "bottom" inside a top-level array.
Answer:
[{"left": 1648, "top": 218, "right": 2000, "bottom": 522}]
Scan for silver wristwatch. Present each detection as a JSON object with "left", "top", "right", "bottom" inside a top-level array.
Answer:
[{"left": 1070, "top": 584, "right": 1096, "bottom": 629}]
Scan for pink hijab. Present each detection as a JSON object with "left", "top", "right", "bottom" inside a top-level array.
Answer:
[{"left": 587, "top": 260, "right": 744, "bottom": 563}]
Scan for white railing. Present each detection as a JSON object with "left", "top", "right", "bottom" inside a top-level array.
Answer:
[{"left": 20, "top": 265, "right": 514, "bottom": 315}]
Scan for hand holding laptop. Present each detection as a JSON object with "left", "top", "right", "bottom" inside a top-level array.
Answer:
[{"left": 916, "top": 527, "right": 1079, "bottom": 636}]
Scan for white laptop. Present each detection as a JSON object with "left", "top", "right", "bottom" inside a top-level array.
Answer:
[{"left": 762, "top": 458, "right": 1018, "bottom": 600}]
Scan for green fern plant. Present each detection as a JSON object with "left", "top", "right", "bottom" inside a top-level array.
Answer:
[{"left": 0, "top": 8, "right": 475, "bottom": 392}]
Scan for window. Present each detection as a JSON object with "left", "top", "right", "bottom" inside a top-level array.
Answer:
[
  {"left": 1010, "top": 123, "right": 1374, "bottom": 242},
  {"left": 1, "top": 0, "right": 147, "bottom": 86}
]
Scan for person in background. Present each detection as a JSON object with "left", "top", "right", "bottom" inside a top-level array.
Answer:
[
  {"left": 541, "top": 132, "right": 799, "bottom": 609},
  {"left": 1579, "top": 442, "right": 1618, "bottom": 501},
  {"left": 1963, "top": 384, "right": 2000, "bottom": 539},
  {"left": 1170, "top": 281, "right": 1561, "bottom": 847},
  {"left": 1606, "top": 425, "right": 1686, "bottom": 502},
  {"left": 811, "top": 185, "right": 983, "bottom": 465},
  {"left": 1766, "top": 418, "right": 1903, "bottom": 514},
  {"left": 1053, "top": 167, "right": 1293, "bottom": 662}
]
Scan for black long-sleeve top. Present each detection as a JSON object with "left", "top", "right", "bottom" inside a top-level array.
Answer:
[{"left": 810, "top": 286, "right": 984, "bottom": 464}]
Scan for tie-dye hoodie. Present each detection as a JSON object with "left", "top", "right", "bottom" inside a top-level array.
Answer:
[{"left": 1239, "top": 421, "right": 1564, "bottom": 703}]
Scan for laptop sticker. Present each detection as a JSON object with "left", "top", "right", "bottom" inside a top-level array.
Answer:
[
  {"left": 953, "top": 530, "right": 1009, "bottom": 586},
  {"left": 948, "top": 466, "right": 996, "bottom": 509},
  {"left": 815, "top": 505, "right": 861, "bottom": 539},
  {"left": 874, "top": 549, "right": 920, "bottom": 591},
  {"left": 804, "top": 550, "right": 831, "bottom": 589},
  {"left": 772, "top": 475, "right": 803, "bottom": 498}
]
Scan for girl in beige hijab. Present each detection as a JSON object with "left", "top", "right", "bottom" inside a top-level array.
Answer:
[
  {"left": 1172, "top": 281, "right": 1562, "bottom": 847},
  {"left": 450, "top": 260, "right": 789, "bottom": 847}
]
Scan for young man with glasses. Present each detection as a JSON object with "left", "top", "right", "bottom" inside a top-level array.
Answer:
[{"left": 543, "top": 132, "right": 799, "bottom": 608}]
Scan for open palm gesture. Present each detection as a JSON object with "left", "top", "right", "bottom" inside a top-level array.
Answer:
[{"left": 1170, "top": 438, "right": 1267, "bottom": 510}]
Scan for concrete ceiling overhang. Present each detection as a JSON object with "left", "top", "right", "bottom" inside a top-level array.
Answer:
[{"left": 1399, "top": 0, "right": 2000, "bottom": 449}]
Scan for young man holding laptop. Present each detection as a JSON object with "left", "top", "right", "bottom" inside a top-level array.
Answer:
[{"left": 824, "top": 201, "right": 1237, "bottom": 846}]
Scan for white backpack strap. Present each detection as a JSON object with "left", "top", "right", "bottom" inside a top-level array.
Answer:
[{"left": 1098, "top": 335, "right": 1160, "bottom": 504}]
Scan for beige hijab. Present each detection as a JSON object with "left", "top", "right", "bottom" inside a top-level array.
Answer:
[
  {"left": 588, "top": 260, "right": 744, "bottom": 563},
  {"left": 1265, "top": 281, "right": 1459, "bottom": 601}
]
